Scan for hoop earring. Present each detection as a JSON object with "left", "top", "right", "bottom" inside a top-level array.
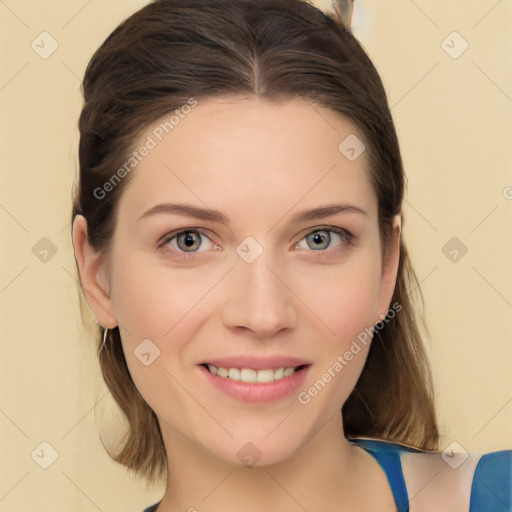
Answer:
[{"left": 100, "top": 326, "right": 109, "bottom": 352}]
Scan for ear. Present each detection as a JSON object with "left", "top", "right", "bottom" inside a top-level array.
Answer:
[
  {"left": 72, "top": 215, "right": 117, "bottom": 329},
  {"left": 375, "top": 214, "right": 401, "bottom": 323}
]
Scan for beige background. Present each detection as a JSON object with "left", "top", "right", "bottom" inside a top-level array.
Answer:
[{"left": 0, "top": 1, "right": 511, "bottom": 511}]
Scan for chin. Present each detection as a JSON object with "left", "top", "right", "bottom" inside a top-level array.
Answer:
[{"left": 203, "top": 431, "right": 306, "bottom": 469}]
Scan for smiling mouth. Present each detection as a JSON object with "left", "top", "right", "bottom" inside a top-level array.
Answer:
[{"left": 200, "top": 363, "right": 309, "bottom": 383}]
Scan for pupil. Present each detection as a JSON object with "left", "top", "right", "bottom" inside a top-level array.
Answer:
[
  {"left": 308, "top": 230, "right": 330, "bottom": 250},
  {"left": 179, "top": 231, "right": 200, "bottom": 251}
]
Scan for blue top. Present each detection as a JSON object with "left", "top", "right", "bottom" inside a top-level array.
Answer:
[{"left": 142, "top": 438, "right": 512, "bottom": 512}]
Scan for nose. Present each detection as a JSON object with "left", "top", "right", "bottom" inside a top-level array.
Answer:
[{"left": 221, "top": 256, "right": 298, "bottom": 338}]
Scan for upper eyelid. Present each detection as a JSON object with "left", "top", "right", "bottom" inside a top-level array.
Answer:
[{"left": 158, "top": 227, "right": 216, "bottom": 246}]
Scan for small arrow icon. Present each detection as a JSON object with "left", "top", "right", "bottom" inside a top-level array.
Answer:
[
  {"left": 236, "top": 236, "right": 263, "bottom": 263},
  {"left": 338, "top": 134, "right": 365, "bottom": 161},
  {"left": 441, "top": 31, "right": 468, "bottom": 59},
  {"left": 442, "top": 236, "right": 467, "bottom": 263},
  {"left": 31, "top": 31, "right": 59, "bottom": 59},
  {"left": 236, "top": 441, "right": 262, "bottom": 466},
  {"left": 441, "top": 441, "right": 468, "bottom": 469},
  {"left": 134, "top": 339, "right": 160, "bottom": 366},
  {"left": 32, "top": 237, "right": 58, "bottom": 262},
  {"left": 31, "top": 441, "right": 59, "bottom": 468}
]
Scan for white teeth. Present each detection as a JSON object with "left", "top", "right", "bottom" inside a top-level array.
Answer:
[
  {"left": 257, "top": 369, "right": 275, "bottom": 383},
  {"left": 240, "top": 368, "right": 257, "bottom": 382},
  {"left": 274, "top": 367, "right": 284, "bottom": 380},
  {"left": 228, "top": 368, "right": 240, "bottom": 380},
  {"left": 217, "top": 366, "right": 228, "bottom": 378},
  {"left": 206, "top": 365, "right": 299, "bottom": 382},
  {"left": 284, "top": 367, "right": 295, "bottom": 377}
]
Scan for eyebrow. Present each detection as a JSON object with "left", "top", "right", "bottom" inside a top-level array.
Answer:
[{"left": 137, "top": 202, "right": 368, "bottom": 224}]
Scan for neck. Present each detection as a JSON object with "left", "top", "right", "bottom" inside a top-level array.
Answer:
[{"left": 155, "top": 413, "right": 372, "bottom": 512}]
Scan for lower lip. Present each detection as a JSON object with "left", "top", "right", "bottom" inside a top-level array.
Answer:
[{"left": 198, "top": 365, "right": 310, "bottom": 403}]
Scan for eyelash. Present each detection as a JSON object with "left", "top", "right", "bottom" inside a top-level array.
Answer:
[{"left": 157, "top": 226, "right": 355, "bottom": 261}]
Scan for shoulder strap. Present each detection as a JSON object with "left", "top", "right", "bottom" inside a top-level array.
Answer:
[
  {"left": 470, "top": 450, "right": 512, "bottom": 511},
  {"left": 351, "top": 439, "right": 410, "bottom": 512}
]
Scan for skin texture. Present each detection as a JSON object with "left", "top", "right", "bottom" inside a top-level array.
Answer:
[{"left": 73, "top": 97, "right": 402, "bottom": 511}]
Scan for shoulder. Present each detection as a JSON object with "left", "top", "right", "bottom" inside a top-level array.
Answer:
[
  {"left": 351, "top": 438, "right": 512, "bottom": 512},
  {"left": 470, "top": 449, "right": 512, "bottom": 511}
]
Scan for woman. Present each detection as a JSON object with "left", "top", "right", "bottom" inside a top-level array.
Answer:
[{"left": 70, "top": 0, "right": 511, "bottom": 510}]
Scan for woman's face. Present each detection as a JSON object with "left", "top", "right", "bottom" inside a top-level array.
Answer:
[{"left": 77, "top": 97, "right": 400, "bottom": 466}]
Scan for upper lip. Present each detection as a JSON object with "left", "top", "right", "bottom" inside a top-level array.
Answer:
[{"left": 200, "top": 356, "right": 312, "bottom": 370}]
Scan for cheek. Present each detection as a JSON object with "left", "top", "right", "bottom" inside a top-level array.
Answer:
[
  {"left": 109, "top": 252, "right": 220, "bottom": 342},
  {"left": 299, "top": 254, "right": 381, "bottom": 342},
  {"left": 293, "top": 253, "right": 381, "bottom": 406},
  {"left": 108, "top": 254, "right": 220, "bottom": 408}
]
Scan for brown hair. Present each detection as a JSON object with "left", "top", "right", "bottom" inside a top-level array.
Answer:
[{"left": 71, "top": 0, "right": 439, "bottom": 486}]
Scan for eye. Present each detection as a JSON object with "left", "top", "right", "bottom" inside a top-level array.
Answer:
[
  {"left": 159, "top": 229, "right": 218, "bottom": 254},
  {"left": 295, "top": 227, "right": 353, "bottom": 252}
]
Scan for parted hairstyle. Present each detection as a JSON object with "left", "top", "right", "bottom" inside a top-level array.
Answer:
[{"left": 71, "top": 0, "right": 439, "bottom": 486}]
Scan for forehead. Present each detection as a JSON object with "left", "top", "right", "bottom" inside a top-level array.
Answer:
[{"left": 117, "top": 97, "right": 377, "bottom": 226}]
